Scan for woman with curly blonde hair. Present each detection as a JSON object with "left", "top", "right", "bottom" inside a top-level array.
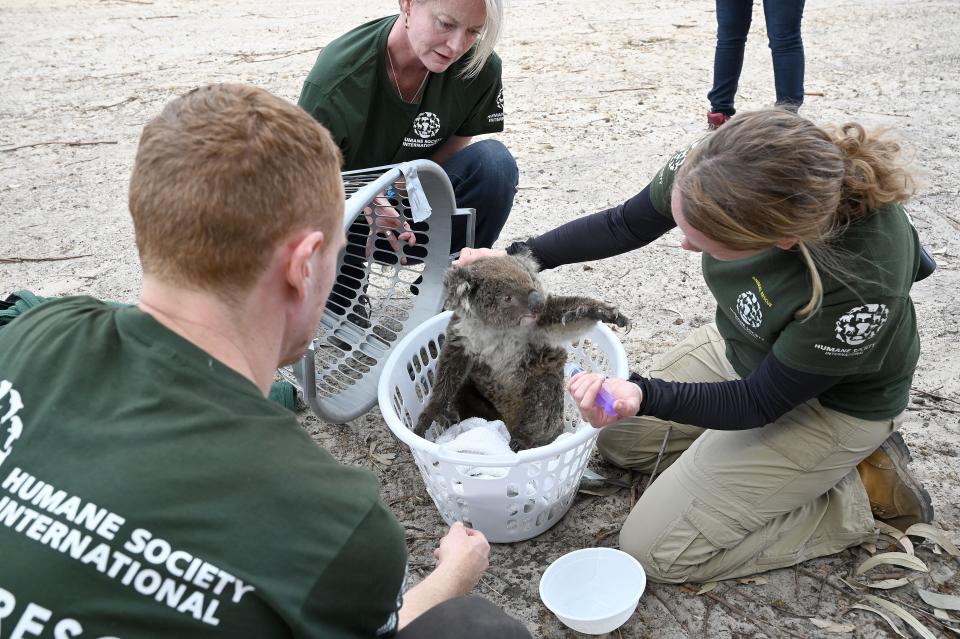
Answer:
[{"left": 456, "top": 108, "right": 936, "bottom": 583}]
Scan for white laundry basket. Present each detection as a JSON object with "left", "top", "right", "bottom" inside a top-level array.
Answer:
[{"left": 377, "top": 311, "right": 629, "bottom": 543}]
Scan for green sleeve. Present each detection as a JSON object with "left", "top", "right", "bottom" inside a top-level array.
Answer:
[
  {"left": 773, "top": 295, "right": 908, "bottom": 376},
  {"left": 300, "top": 501, "right": 408, "bottom": 638},
  {"left": 648, "top": 143, "right": 702, "bottom": 218},
  {"left": 298, "top": 81, "right": 350, "bottom": 150},
  {"left": 455, "top": 55, "right": 505, "bottom": 137}
]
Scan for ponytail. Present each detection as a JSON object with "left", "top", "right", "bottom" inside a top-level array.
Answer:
[{"left": 832, "top": 122, "right": 916, "bottom": 220}]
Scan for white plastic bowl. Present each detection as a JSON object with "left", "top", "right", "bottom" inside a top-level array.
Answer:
[{"left": 539, "top": 547, "right": 647, "bottom": 635}]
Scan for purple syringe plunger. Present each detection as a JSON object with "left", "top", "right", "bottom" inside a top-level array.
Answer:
[{"left": 564, "top": 363, "right": 618, "bottom": 417}]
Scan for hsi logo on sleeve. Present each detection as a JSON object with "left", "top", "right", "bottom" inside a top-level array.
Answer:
[
  {"left": 0, "top": 380, "right": 24, "bottom": 468},
  {"left": 835, "top": 303, "right": 889, "bottom": 346},
  {"left": 657, "top": 139, "right": 704, "bottom": 186},
  {"left": 814, "top": 303, "right": 891, "bottom": 357},
  {"left": 487, "top": 88, "right": 504, "bottom": 124}
]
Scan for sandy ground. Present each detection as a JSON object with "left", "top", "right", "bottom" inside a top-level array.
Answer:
[{"left": 2, "top": 0, "right": 959, "bottom": 636}]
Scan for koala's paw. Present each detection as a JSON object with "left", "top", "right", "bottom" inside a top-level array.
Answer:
[
  {"left": 562, "top": 302, "right": 631, "bottom": 330},
  {"left": 413, "top": 414, "right": 433, "bottom": 437},
  {"left": 608, "top": 308, "right": 632, "bottom": 332},
  {"left": 414, "top": 407, "right": 457, "bottom": 439}
]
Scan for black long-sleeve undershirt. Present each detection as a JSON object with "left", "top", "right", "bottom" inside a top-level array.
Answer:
[
  {"left": 506, "top": 185, "right": 676, "bottom": 270},
  {"left": 506, "top": 184, "right": 843, "bottom": 430},
  {"left": 631, "top": 351, "right": 842, "bottom": 430}
]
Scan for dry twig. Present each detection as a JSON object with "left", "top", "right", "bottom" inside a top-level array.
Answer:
[
  {"left": 479, "top": 577, "right": 503, "bottom": 598},
  {"left": 1, "top": 140, "right": 117, "bottom": 153},
  {"left": 81, "top": 96, "right": 138, "bottom": 111},
  {"left": 911, "top": 386, "right": 960, "bottom": 407},
  {"left": 692, "top": 588, "right": 808, "bottom": 639},
  {"left": 649, "top": 587, "right": 693, "bottom": 637},
  {"left": 591, "top": 526, "right": 619, "bottom": 546},
  {"left": 908, "top": 405, "right": 960, "bottom": 415},
  {"left": 1, "top": 254, "right": 92, "bottom": 264},
  {"left": 228, "top": 46, "right": 324, "bottom": 64},
  {"left": 387, "top": 494, "right": 417, "bottom": 507},
  {"left": 599, "top": 85, "right": 657, "bottom": 93}
]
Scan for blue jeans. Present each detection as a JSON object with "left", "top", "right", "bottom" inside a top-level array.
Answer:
[
  {"left": 708, "top": 0, "right": 806, "bottom": 116},
  {"left": 440, "top": 139, "right": 518, "bottom": 252}
]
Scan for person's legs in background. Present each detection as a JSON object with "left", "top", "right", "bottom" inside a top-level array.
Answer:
[
  {"left": 440, "top": 139, "right": 518, "bottom": 253},
  {"left": 707, "top": 0, "right": 754, "bottom": 125},
  {"left": 762, "top": 0, "right": 806, "bottom": 110}
]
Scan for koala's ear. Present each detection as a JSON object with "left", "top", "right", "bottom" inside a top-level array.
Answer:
[
  {"left": 443, "top": 266, "right": 474, "bottom": 312},
  {"left": 510, "top": 247, "right": 542, "bottom": 278}
]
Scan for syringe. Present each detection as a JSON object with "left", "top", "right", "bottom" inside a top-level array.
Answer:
[{"left": 564, "top": 363, "right": 618, "bottom": 417}]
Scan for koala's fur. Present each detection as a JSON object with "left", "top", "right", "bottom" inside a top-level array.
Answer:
[{"left": 414, "top": 251, "right": 630, "bottom": 451}]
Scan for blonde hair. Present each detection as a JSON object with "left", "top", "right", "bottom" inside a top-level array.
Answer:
[
  {"left": 129, "top": 84, "right": 344, "bottom": 296},
  {"left": 404, "top": 0, "right": 503, "bottom": 79},
  {"left": 675, "top": 108, "right": 915, "bottom": 317}
]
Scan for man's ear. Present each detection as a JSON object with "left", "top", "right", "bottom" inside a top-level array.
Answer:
[
  {"left": 443, "top": 266, "right": 473, "bottom": 312},
  {"left": 286, "top": 231, "right": 325, "bottom": 300}
]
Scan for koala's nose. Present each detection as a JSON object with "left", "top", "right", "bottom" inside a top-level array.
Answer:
[{"left": 527, "top": 290, "right": 545, "bottom": 314}]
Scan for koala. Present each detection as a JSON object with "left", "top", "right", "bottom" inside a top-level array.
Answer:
[{"left": 414, "top": 250, "right": 630, "bottom": 451}]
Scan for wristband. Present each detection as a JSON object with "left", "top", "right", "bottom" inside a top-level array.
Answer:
[{"left": 385, "top": 187, "right": 397, "bottom": 198}]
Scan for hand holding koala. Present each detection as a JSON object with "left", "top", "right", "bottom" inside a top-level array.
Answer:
[{"left": 414, "top": 250, "right": 629, "bottom": 451}]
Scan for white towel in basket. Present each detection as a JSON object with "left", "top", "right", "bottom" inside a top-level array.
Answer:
[
  {"left": 431, "top": 418, "right": 513, "bottom": 479},
  {"left": 435, "top": 417, "right": 512, "bottom": 454}
]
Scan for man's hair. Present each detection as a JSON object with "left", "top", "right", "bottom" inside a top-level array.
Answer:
[{"left": 129, "top": 83, "right": 344, "bottom": 294}]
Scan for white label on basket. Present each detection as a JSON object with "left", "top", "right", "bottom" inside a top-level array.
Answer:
[{"left": 399, "top": 163, "right": 433, "bottom": 223}]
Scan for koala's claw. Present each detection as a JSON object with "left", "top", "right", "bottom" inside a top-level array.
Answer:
[
  {"left": 598, "top": 305, "right": 631, "bottom": 330},
  {"left": 560, "top": 307, "right": 592, "bottom": 325},
  {"left": 413, "top": 414, "right": 432, "bottom": 437},
  {"left": 611, "top": 311, "right": 632, "bottom": 332},
  {"left": 414, "top": 407, "right": 456, "bottom": 439}
]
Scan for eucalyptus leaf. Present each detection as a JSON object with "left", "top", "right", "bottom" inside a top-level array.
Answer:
[
  {"left": 917, "top": 589, "right": 960, "bottom": 612},
  {"left": 855, "top": 552, "right": 928, "bottom": 575},
  {"left": 905, "top": 523, "right": 960, "bottom": 557},
  {"left": 736, "top": 576, "right": 768, "bottom": 585},
  {"left": 810, "top": 618, "right": 855, "bottom": 633},
  {"left": 860, "top": 595, "right": 937, "bottom": 639},
  {"left": 847, "top": 604, "right": 907, "bottom": 638},
  {"left": 864, "top": 578, "right": 910, "bottom": 590},
  {"left": 874, "top": 521, "right": 914, "bottom": 554}
]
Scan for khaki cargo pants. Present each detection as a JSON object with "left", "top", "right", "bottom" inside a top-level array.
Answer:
[{"left": 598, "top": 324, "right": 899, "bottom": 583}]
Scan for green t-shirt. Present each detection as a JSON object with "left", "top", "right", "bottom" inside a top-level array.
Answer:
[
  {"left": 298, "top": 15, "right": 505, "bottom": 171},
  {"left": 0, "top": 298, "right": 407, "bottom": 638},
  {"left": 649, "top": 147, "right": 921, "bottom": 420}
]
